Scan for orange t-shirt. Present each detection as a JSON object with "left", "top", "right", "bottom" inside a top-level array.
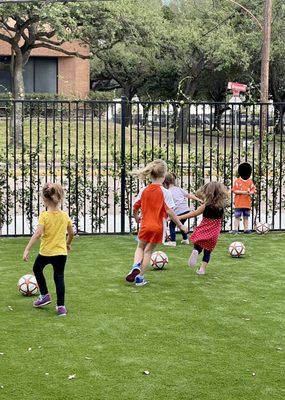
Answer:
[
  {"left": 232, "top": 178, "right": 256, "bottom": 209},
  {"left": 133, "top": 183, "right": 175, "bottom": 243}
]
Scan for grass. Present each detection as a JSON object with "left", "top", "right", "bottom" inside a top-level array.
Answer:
[
  {"left": 0, "top": 233, "right": 284, "bottom": 400},
  {"left": 1, "top": 119, "right": 277, "bottom": 164}
]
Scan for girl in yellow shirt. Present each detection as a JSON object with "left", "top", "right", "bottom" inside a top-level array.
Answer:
[{"left": 23, "top": 183, "right": 74, "bottom": 316}]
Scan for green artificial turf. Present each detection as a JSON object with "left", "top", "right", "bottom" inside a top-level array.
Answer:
[{"left": 0, "top": 234, "right": 284, "bottom": 400}]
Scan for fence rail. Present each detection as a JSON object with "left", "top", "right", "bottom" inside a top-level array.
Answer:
[{"left": 0, "top": 98, "right": 284, "bottom": 236}]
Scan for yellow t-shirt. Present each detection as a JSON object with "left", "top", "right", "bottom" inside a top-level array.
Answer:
[{"left": 38, "top": 211, "right": 72, "bottom": 256}]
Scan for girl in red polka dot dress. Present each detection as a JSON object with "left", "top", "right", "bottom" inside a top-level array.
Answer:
[{"left": 180, "top": 182, "right": 228, "bottom": 275}]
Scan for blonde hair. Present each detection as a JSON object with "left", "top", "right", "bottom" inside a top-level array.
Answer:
[
  {"left": 196, "top": 181, "right": 228, "bottom": 209},
  {"left": 163, "top": 173, "right": 176, "bottom": 189},
  {"left": 132, "top": 159, "right": 167, "bottom": 181},
  {"left": 42, "top": 183, "right": 64, "bottom": 206}
]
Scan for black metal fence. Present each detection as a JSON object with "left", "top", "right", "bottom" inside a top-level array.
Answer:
[{"left": 0, "top": 98, "right": 284, "bottom": 236}]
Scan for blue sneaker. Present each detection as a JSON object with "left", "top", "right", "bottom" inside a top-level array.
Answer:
[
  {"left": 126, "top": 263, "right": 141, "bottom": 282},
  {"left": 135, "top": 275, "right": 148, "bottom": 286}
]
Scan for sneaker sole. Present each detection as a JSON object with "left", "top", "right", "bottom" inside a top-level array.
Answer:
[
  {"left": 126, "top": 268, "right": 141, "bottom": 282},
  {"left": 33, "top": 300, "right": 51, "bottom": 308},
  {"left": 196, "top": 269, "right": 206, "bottom": 275},
  {"left": 135, "top": 281, "right": 148, "bottom": 286}
]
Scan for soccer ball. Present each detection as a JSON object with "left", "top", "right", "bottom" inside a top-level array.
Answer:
[
  {"left": 228, "top": 241, "right": 245, "bottom": 258},
  {"left": 255, "top": 221, "right": 270, "bottom": 235},
  {"left": 17, "top": 274, "right": 39, "bottom": 296},
  {"left": 150, "top": 251, "right": 169, "bottom": 270}
]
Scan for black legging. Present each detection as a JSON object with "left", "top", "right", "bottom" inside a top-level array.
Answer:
[
  {"left": 33, "top": 254, "right": 67, "bottom": 306},
  {"left": 194, "top": 244, "right": 211, "bottom": 263}
]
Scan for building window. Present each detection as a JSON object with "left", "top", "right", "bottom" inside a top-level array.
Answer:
[{"left": 0, "top": 57, "right": 58, "bottom": 94}]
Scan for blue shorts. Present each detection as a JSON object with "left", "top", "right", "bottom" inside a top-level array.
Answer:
[{"left": 235, "top": 208, "right": 250, "bottom": 218}]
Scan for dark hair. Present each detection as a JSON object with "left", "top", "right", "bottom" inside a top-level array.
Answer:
[
  {"left": 42, "top": 183, "right": 64, "bottom": 205},
  {"left": 196, "top": 181, "right": 228, "bottom": 209},
  {"left": 238, "top": 162, "right": 252, "bottom": 180},
  {"left": 163, "top": 173, "right": 176, "bottom": 189}
]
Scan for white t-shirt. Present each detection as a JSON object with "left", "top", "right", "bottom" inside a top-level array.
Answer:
[{"left": 169, "top": 186, "right": 190, "bottom": 215}]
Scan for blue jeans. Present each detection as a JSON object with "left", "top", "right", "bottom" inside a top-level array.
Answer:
[{"left": 169, "top": 211, "right": 189, "bottom": 241}]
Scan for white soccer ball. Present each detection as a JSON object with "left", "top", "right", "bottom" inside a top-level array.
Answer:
[
  {"left": 255, "top": 221, "right": 270, "bottom": 235},
  {"left": 17, "top": 274, "right": 39, "bottom": 296},
  {"left": 228, "top": 241, "right": 245, "bottom": 258},
  {"left": 150, "top": 251, "right": 169, "bottom": 270}
]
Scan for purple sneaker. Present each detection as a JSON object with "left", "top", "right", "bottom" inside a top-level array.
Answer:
[
  {"left": 56, "top": 306, "right": 67, "bottom": 316},
  {"left": 33, "top": 294, "right": 51, "bottom": 308}
]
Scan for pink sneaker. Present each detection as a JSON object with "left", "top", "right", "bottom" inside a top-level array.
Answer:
[
  {"left": 188, "top": 249, "right": 199, "bottom": 268},
  {"left": 33, "top": 294, "right": 51, "bottom": 308},
  {"left": 196, "top": 267, "right": 206, "bottom": 275}
]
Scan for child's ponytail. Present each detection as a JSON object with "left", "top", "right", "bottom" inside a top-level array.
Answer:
[
  {"left": 131, "top": 159, "right": 167, "bottom": 181},
  {"left": 42, "top": 183, "right": 64, "bottom": 206}
]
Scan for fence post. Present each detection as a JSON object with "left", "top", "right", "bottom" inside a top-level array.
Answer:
[{"left": 121, "top": 96, "right": 127, "bottom": 233}]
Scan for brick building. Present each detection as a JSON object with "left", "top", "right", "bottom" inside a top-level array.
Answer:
[{"left": 0, "top": 40, "right": 90, "bottom": 98}]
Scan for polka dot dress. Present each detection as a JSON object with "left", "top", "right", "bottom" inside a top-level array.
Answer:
[{"left": 190, "top": 218, "right": 222, "bottom": 252}]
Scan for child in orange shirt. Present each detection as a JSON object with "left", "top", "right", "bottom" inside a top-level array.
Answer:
[
  {"left": 231, "top": 162, "right": 256, "bottom": 234},
  {"left": 125, "top": 160, "right": 188, "bottom": 286}
]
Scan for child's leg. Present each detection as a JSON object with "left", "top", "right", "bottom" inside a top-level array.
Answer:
[
  {"left": 140, "top": 242, "right": 157, "bottom": 275},
  {"left": 243, "top": 216, "right": 249, "bottom": 231},
  {"left": 169, "top": 220, "right": 176, "bottom": 242},
  {"left": 135, "top": 242, "right": 157, "bottom": 285},
  {"left": 188, "top": 244, "right": 202, "bottom": 268},
  {"left": 234, "top": 217, "right": 240, "bottom": 231},
  {"left": 33, "top": 255, "right": 51, "bottom": 307},
  {"left": 133, "top": 240, "right": 147, "bottom": 265},
  {"left": 180, "top": 218, "right": 188, "bottom": 240},
  {"left": 51, "top": 256, "right": 67, "bottom": 307},
  {"left": 197, "top": 249, "right": 211, "bottom": 275},
  {"left": 33, "top": 255, "right": 49, "bottom": 296},
  {"left": 243, "top": 210, "right": 251, "bottom": 232},
  {"left": 126, "top": 241, "right": 146, "bottom": 282}
]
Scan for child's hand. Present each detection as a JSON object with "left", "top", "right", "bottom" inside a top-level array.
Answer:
[
  {"left": 67, "top": 244, "right": 72, "bottom": 253},
  {"left": 181, "top": 225, "right": 188, "bottom": 234},
  {"left": 23, "top": 249, "right": 29, "bottom": 262}
]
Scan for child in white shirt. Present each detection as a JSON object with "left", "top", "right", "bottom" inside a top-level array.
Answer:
[{"left": 163, "top": 173, "right": 203, "bottom": 247}]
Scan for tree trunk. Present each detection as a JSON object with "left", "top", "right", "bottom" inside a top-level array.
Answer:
[
  {"left": 10, "top": 52, "right": 25, "bottom": 147},
  {"left": 142, "top": 103, "right": 151, "bottom": 127},
  {"left": 122, "top": 86, "right": 135, "bottom": 127},
  {"left": 260, "top": 0, "right": 273, "bottom": 139},
  {"left": 175, "top": 78, "right": 197, "bottom": 143},
  {"left": 213, "top": 104, "right": 230, "bottom": 131}
]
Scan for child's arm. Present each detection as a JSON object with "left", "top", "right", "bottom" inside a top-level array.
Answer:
[
  {"left": 167, "top": 209, "right": 188, "bottom": 233},
  {"left": 23, "top": 226, "right": 44, "bottom": 262},
  {"left": 66, "top": 224, "right": 74, "bottom": 253},
  {"left": 233, "top": 189, "right": 249, "bottom": 195},
  {"left": 133, "top": 188, "right": 143, "bottom": 224},
  {"left": 186, "top": 193, "right": 204, "bottom": 203},
  {"left": 133, "top": 208, "right": 140, "bottom": 224},
  {"left": 178, "top": 204, "right": 206, "bottom": 220}
]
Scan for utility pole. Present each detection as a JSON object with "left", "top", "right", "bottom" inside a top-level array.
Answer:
[{"left": 260, "top": 0, "right": 273, "bottom": 138}]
